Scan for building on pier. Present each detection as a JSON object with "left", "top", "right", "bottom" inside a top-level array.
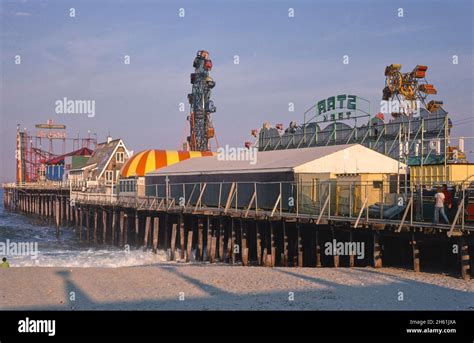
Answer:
[
  {"left": 119, "top": 150, "right": 214, "bottom": 196},
  {"left": 146, "top": 144, "right": 407, "bottom": 215},
  {"left": 43, "top": 147, "right": 93, "bottom": 182},
  {"left": 68, "top": 137, "right": 131, "bottom": 190}
]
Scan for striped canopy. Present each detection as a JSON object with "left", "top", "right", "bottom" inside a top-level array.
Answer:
[{"left": 120, "top": 150, "right": 214, "bottom": 178}]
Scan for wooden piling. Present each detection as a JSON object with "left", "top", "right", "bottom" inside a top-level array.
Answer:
[
  {"left": 65, "top": 199, "right": 70, "bottom": 224},
  {"left": 270, "top": 221, "right": 276, "bottom": 267},
  {"left": 241, "top": 220, "right": 248, "bottom": 266},
  {"left": 332, "top": 229, "right": 339, "bottom": 268},
  {"left": 153, "top": 217, "right": 159, "bottom": 253},
  {"left": 74, "top": 205, "right": 78, "bottom": 229},
  {"left": 55, "top": 200, "right": 60, "bottom": 228},
  {"left": 256, "top": 222, "right": 262, "bottom": 266},
  {"left": 144, "top": 216, "right": 151, "bottom": 248},
  {"left": 411, "top": 231, "right": 420, "bottom": 272},
  {"left": 230, "top": 218, "right": 236, "bottom": 264},
  {"left": 93, "top": 208, "right": 98, "bottom": 243},
  {"left": 119, "top": 211, "right": 124, "bottom": 247},
  {"left": 111, "top": 210, "right": 116, "bottom": 245},
  {"left": 135, "top": 214, "right": 140, "bottom": 246},
  {"left": 460, "top": 236, "right": 470, "bottom": 280},
  {"left": 315, "top": 230, "right": 322, "bottom": 267},
  {"left": 102, "top": 210, "right": 107, "bottom": 244},
  {"left": 86, "top": 208, "right": 91, "bottom": 242},
  {"left": 373, "top": 231, "right": 382, "bottom": 269},
  {"left": 219, "top": 218, "right": 225, "bottom": 261},
  {"left": 349, "top": 230, "right": 355, "bottom": 268},
  {"left": 170, "top": 223, "right": 177, "bottom": 260},
  {"left": 186, "top": 230, "right": 193, "bottom": 262},
  {"left": 78, "top": 208, "right": 83, "bottom": 241},
  {"left": 297, "top": 225, "right": 303, "bottom": 267},
  {"left": 180, "top": 215, "right": 185, "bottom": 260},
  {"left": 123, "top": 214, "right": 128, "bottom": 247},
  {"left": 206, "top": 216, "right": 212, "bottom": 261},
  {"left": 210, "top": 236, "right": 217, "bottom": 263},
  {"left": 282, "top": 221, "right": 288, "bottom": 267},
  {"left": 58, "top": 197, "right": 62, "bottom": 225},
  {"left": 198, "top": 217, "right": 204, "bottom": 261}
]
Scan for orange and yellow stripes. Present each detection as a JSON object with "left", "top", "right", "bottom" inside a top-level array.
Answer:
[{"left": 120, "top": 150, "right": 214, "bottom": 178}]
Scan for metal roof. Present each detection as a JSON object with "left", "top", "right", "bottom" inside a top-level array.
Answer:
[{"left": 147, "top": 144, "right": 361, "bottom": 176}]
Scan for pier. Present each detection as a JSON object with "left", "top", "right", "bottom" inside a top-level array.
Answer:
[{"left": 3, "top": 180, "right": 473, "bottom": 279}]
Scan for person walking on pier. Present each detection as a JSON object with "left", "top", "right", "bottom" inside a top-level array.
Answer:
[
  {"left": 1, "top": 257, "right": 10, "bottom": 268},
  {"left": 433, "top": 188, "right": 449, "bottom": 224}
]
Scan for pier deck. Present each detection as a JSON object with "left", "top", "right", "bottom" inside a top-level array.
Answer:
[{"left": 3, "top": 181, "right": 473, "bottom": 279}]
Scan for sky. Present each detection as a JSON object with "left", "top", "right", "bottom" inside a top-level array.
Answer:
[{"left": 1, "top": 0, "right": 473, "bottom": 182}]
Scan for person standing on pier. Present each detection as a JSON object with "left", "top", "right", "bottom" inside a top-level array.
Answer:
[
  {"left": 433, "top": 187, "right": 449, "bottom": 224},
  {"left": 1, "top": 257, "right": 10, "bottom": 268},
  {"left": 442, "top": 184, "right": 453, "bottom": 218}
]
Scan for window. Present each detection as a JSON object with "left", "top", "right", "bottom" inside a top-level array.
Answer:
[
  {"left": 373, "top": 181, "right": 383, "bottom": 189},
  {"left": 116, "top": 152, "right": 125, "bottom": 163},
  {"left": 105, "top": 170, "right": 113, "bottom": 182}
]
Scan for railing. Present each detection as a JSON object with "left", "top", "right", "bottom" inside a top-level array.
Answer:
[
  {"left": 13, "top": 179, "right": 474, "bottom": 233},
  {"left": 75, "top": 180, "right": 474, "bottom": 231},
  {"left": 3, "top": 180, "right": 88, "bottom": 190},
  {"left": 70, "top": 191, "right": 174, "bottom": 211}
]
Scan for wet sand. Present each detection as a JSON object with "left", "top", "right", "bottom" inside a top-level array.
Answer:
[{"left": 1, "top": 264, "right": 473, "bottom": 310}]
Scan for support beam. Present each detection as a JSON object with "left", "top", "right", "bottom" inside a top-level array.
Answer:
[
  {"left": 349, "top": 230, "right": 355, "bottom": 268},
  {"left": 144, "top": 216, "right": 151, "bottom": 249},
  {"left": 411, "top": 232, "right": 420, "bottom": 272},
  {"left": 135, "top": 214, "right": 140, "bottom": 246},
  {"left": 315, "top": 230, "right": 322, "bottom": 267},
  {"left": 78, "top": 208, "right": 83, "bottom": 242},
  {"left": 170, "top": 223, "right": 177, "bottom": 261},
  {"left": 180, "top": 215, "right": 185, "bottom": 260},
  {"left": 93, "top": 208, "right": 98, "bottom": 244},
  {"left": 153, "top": 217, "right": 159, "bottom": 253},
  {"left": 219, "top": 218, "right": 225, "bottom": 261},
  {"left": 210, "top": 236, "right": 217, "bottom": 263},
  {"left": 297, "top": 225, "right": 303, "bottom": 267},
  {"left": 241, "top": 220, "right": 248, "bottom": 266},
  {"left": 55, "top": 200, "right": 60, "bottom": 229},
  {"left": 206, "top": 217, "right": 212, "bottom": 261},
  {"left": 119, "top": 211, "right": 124, "bottom": 247},
  {"left": 123, "top": 214, "right": 128, "bottom": 247},
  {"left": 332, "top": 229, "right": 339, "bottom": 268},
  {"left": 230, "top": 218, "right": 236, "bottom": 264},
  {"left": 256, "top": 222, "right": 262, "bottom": 266},
  {"left": 460, "top": 236, "right": 470, "bottom": 280},
  {"left": 198, "top": 217, "right": 204, "bottom": 261},
  {"left": 86, "top": 208, "right": 90, "bottom": 242},
  {"left": 373, "top": 231, "right": 382, "bottom": 268},
  {"left": 111, "top": 210, "right": 116, "bottom": 245},
  {"left": 186, "top": 230, "right": 193, "bottom": 262},
  {"left": 282, "top": 221, "right": 288, "bottom": 267},
  {"left": 270, "top": 221, "right": 276, "bottom": 267},
  {"left": 102, "top": 210, "right": 107, "bottom": 244}
]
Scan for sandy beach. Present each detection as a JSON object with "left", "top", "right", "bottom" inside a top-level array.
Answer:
[{"left": 1, "top": 264, "right": 473, "bottom": 310}]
